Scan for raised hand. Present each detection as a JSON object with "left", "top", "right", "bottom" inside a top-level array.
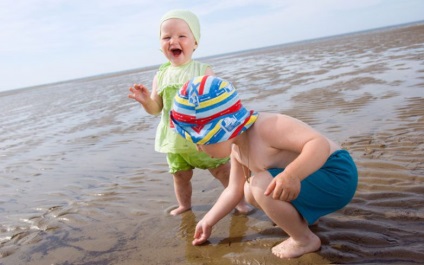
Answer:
[{"left": 128, "top": 84, "right": 150, "bottom": 104}]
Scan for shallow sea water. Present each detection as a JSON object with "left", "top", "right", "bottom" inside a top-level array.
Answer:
[{"left": 0, "top": 23, "right": 423, "bottom": 264}]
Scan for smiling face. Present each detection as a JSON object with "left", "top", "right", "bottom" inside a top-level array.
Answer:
[{"left": 160, "top": 18, "right": 198, "bottom": 67}]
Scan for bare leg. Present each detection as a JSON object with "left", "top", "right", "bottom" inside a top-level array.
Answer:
[
  {"left": 244, "top": 180, "right": 261, "bottom": 210},
  {"left": 248, "top": 172, "right": 321, "bottom": 259},
  {"left": 170, "top": 169, "right": 193, "bottom": 216},
  {"left": 209, "top": 162, "right": 253, "bottom": 214}
]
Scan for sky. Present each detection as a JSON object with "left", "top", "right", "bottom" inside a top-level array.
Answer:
[{"left": 1, "top": 0, "right": 424, "bottom": 92}]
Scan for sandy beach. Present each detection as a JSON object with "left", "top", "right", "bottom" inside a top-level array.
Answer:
[{"left": 1, "top": 22, "right": 423, "bottom": 264}]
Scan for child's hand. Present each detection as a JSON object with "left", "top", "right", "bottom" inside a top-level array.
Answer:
[
  {"left": 264, "top": 173, "right": 301, "bottom": 202},
  {"left": 128, "top": 84, "right": 150, "bottom": 104},
  {"left": 192, "top": 219, "right": 212, "bottom": 246}
]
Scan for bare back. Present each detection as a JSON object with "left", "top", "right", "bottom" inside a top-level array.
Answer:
[{"left": 234, "top": 112, "right": 340, "bottom": 176}]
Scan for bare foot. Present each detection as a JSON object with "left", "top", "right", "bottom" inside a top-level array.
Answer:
[
  {"left": 235, "top": 201, "right": 254, "bottom": 214},
  {"left": 170, "top": 206, "right": 191, "bottom": 216},
  {"left": 271, "top": 234, "right": 321, "bottom": 259}
]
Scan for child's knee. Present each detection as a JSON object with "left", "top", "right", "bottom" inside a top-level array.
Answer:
[
  {"left": 244, "top": 182, "right": 254, "bottom": 204},
  {"left": 209, "top": 162, "right": 230, "bottom": 180},
  {"left": 250, "top": 172, "right": 271, "bottom": 188},
  {"left": 244, "top": 178, "right": 264, "bottom": 209},
  {"left": 173, "top": 170, "right": 193, "bottom": 182},
  {"left": 248, "top": 172, "right": 273, "bottom": 198}
]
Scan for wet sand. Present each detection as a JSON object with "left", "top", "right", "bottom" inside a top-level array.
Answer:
[{"left": 0, "top": 23, "right": 423, "bottom": 264}]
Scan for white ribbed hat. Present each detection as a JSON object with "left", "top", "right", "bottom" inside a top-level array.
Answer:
[{"left": 160, "top": 9, "right": 201, "bottom": 44}]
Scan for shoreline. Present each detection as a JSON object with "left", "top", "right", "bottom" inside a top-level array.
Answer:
[{"left": 3, "top": 20, "right": 423, "bottom": 96}]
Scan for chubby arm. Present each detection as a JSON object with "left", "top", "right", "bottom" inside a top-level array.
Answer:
[
  {"left": 128, "top": 74, "right": 163, "bottom": 115},
  {"left": 263, "top": 114, "right": 331, "bottom": 201},
  {"left": 192, "top": 149, "right": 245, "bottom": 246}
]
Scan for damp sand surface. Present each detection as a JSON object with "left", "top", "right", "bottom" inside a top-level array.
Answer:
[{"left": 1, "top": 23, "right": 423, "bottom": 264}]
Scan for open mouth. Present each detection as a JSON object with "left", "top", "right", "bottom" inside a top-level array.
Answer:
[{"left": 171, "top": 48, "right": 182, "bottom": 57}]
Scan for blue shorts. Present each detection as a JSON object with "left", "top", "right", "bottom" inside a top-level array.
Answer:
[{"left": 268, "top": 149, "right": 358, "bottom": 225}]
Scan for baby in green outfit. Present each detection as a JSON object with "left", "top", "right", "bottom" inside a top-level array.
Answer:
[{"left": 129, "top": 10, "right": 251, "bottom": 215}]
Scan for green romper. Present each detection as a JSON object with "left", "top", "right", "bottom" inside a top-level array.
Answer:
[{"left": 155, "top": 60, "right": 229, "bottom": 173}]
